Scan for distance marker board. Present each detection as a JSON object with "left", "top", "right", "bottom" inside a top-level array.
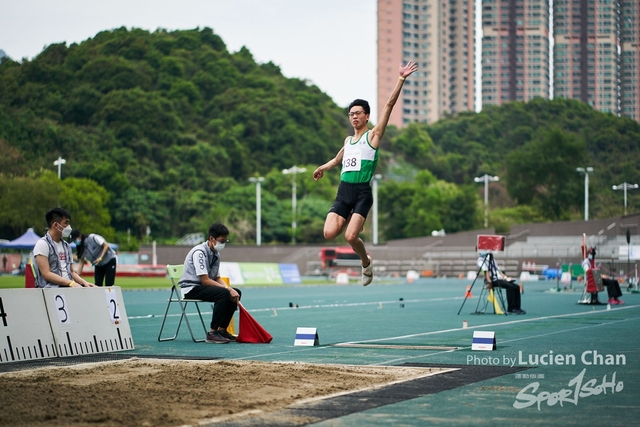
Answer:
[
  {"left": 0, "top": 289, "right": 58, "bottom": 363},
  {"left": 43, "top": 287, "right": 134, "bottom": 357}
]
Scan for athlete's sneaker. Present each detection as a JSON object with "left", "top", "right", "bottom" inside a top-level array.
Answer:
[
  {"left": 616, "top": 298, "right": 625, "bottom": 305},
  {"left": 217, "top": 329, "right": 237, "bottom": 341},
  {"left": 608, "top": 297, "right": 619, "bottom": 305},
  {"left": 205, "top": 331, "right": 230, "bottom": 344},
  {"left": 362, "top": 256, "right": 373, "bottom": 286}
]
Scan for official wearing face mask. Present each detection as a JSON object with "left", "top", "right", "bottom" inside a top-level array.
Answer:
[
  {"left": 32, "top": 207, "right": 96, "bottom": 288},
  {"left": 178, "top": 223, "right": 241, "bottom": 343}
]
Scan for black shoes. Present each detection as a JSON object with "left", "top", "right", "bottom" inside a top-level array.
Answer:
[
  {"left": 217, "top": 329, "right": 237, "bottom": 341},
  {"left": 508, "top": 308, "right": 526, "bottom": 315},
  {"left": 205, "top": 330, "right": 231, "bottom": 343}
]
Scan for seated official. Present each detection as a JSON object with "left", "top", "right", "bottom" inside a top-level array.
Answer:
[
  {"left": 477, "top": 253, "right": 526, "bottom": 314},
  {"left": 33, "top": 207, "right": 96, "bottom": 288},
  {"left": 178, "top": 223, "right": 241, "bottom": 344},
  {"left": 602, "top": 276, "right": 625, "bottom": 305}
]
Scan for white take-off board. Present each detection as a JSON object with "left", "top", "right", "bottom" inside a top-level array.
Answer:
[
  {"left": 42, "top": 287, "right": 134, "bottom": 357},
  {"left": 0, "top": 289, "right": 58, "bottom": 363}
]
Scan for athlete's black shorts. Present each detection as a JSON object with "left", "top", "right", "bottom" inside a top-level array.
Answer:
[{"left": 329, "top": 181, "right": 373, "bottom": 220}]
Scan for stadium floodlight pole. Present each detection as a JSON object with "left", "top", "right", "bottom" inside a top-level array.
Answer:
[
  {"left": 53, "top": 156, "right": 66, "bottom": 179},
  {"left": 249, "top": 177, "right": 265, "bottom": 246},
  {"left": 612, "top": 182, "right": 639, "bottom": 215},
  {"left": 474, "top": 174, "right": 499, "bottom": 228},
  {"left": 372, "top": 174, "right": 382, "bottom": 245},
  {"left": 576, "top": 167, "right": 594, "bottom": 221},
  {"left": 282, "top": 166, "right": 306, "bottom": 244}
]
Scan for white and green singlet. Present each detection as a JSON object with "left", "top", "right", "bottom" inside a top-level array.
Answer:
[{"left": 340, "top": 130, "right": 379, "bottom": 184}]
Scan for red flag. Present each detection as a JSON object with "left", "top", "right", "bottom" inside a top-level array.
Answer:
[
  {"left": 25, "top": 263, "right": 36, "bottom": 288},
  {"left": 236, "top": 303, "right": 272, "bottom": 343}
]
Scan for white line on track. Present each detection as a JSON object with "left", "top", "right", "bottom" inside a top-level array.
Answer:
[
  {"left": 342, "top": 304, "right": 640, "bottom": 345},
  {"left": 126, "top": 296, "right": 465, "bottom": 320},
  {"left": 370, "top": 314, "right": 640, "bottom": 366}
]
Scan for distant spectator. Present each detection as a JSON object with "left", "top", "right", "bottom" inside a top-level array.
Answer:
[
  {"left": 602, "top": 275, "right": 625, "bottom": 305},
  {"left": 582, "top": 251, "right": 624, "bottom": 305},
  {"left": 71, "top": 230, "right": 117, "bottom": 287},
  {"left": 2, "top": 255, "right": 6, "bottom": 272},
  {"left": 33, "top": 208, "right": 96, "bottom": 288}
]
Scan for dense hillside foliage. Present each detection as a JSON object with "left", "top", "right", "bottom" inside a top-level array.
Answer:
[
  {"left": 408, "top": 99, "right": 640, "bottom": 226},
  {"left": 1, "top": 27, "right": 640, "bottom": 246},
  {"left": 0, "top": 28, "right": 350, "bottom": 244}
]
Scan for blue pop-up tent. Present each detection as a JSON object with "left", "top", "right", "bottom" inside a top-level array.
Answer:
[
  {"left": 0, "top": 228, "right": 118, "bottom": 251},
  {"left": 0, "top": 228, "right": 42, "bottom": 250}
]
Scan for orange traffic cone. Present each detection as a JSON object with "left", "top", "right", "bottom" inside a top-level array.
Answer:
[{"left": 465, "top": 285, "right": 473, "bottom": 298}]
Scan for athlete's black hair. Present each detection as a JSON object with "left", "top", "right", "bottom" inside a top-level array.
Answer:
[{"left": 348, "top": 99, "right": 370, "bottom": 115}]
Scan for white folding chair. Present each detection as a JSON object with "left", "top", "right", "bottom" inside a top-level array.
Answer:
[{"left": 157, "top": 264, "right": 208, "bottom": 342}]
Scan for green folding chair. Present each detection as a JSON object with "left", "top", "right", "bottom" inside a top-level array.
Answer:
[{"left": 157, "top": 264, "right": 208, "bottom": 342}]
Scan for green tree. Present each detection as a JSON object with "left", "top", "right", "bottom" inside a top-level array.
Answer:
[
  {"left": 505, "top": 128, "right": 585, "bottom": 220},
  {"left": 0, "top": 171, "right": 61, "bottom": 237},
  {"left": 57, "top": 177, "right": 115, "bottom": 240}
]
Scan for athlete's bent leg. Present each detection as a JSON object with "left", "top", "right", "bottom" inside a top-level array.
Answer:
[
  {"left": 345, "top": 214, "right": 373, "bottom": 286},
  {"left": 344, "top": 214, "right": 368, "bottom": 266},
  {"left": 323, "top": 212, "right": 347, "bottom": 241}
]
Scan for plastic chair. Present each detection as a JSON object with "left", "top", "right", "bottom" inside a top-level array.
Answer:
[{"left": 157, "top": 264, "right": 208, "bottom": 342}]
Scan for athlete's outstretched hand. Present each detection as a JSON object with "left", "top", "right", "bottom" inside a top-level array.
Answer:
[
  {"left": 399, "top": 61, "right": 418, "bottom": 78},
  {"left": 313, "top": 167, "right": 324, "bottom": 181}
]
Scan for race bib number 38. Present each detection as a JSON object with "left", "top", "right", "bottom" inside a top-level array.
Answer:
[{"left": 343, "top": 146, "right": 362, "bottom": 172}]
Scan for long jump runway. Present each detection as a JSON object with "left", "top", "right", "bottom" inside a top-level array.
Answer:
[
  {"left": 116, "top": 278, "right": 640, "bottom": 426},
  {"left": 6, "top": 278, "right": 637, "bottom": 426}
]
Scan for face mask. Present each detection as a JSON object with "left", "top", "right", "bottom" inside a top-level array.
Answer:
[
  {"left": 213, "top": 242, "right": 226, "bottom": 252},
  {"left": 61, "top": 225, "right": 73, "bottom": 238},
  {"left": 75, "top": 239, "right": 82, "bottom": 245},
  {"left": 56, "top": 222, "right": 73, "bottom": 238}
]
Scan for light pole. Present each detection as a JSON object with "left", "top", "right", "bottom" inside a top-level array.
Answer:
[
  {"left": 372, "top": 174, "right": 382, "bottom": 245},
  {"left": 474, "top": 174, "right": 499, "bottom": 228},
  {"left": 53, "top": 156, "right": 66, "bottom": 179},
  {"left": 612, "top": 182, "right": 639, "bottom": 215},
  {"left": 282, "top": 166, "right": 306, "bottom": 244},
  {"left": 249, "top": 177, "right": 265, "bottom": 246},
  {"left": 576, "top": 167, "right": 594, "bottom": 221}
]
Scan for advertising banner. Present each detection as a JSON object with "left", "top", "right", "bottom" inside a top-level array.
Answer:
[
  {"left": 238, "top": 262, "right": 283, "bottom": 285},
  {"left": 219, "top": 262, "right": 245, "bottom": 285},
  {"left": 279, "top": 263, "right": 302, "bottom": 284}
]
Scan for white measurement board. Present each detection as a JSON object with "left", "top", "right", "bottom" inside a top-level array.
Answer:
[
  {"left": 0, "top": 289, "right": 58, "bottom": 363},
  {"left": 42, "top": 286, "right": 134, "bottom": 357}
]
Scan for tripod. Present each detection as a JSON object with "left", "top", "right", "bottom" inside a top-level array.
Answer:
[{"left": 457, "top": 253, "right": 508, "bottom": 316}]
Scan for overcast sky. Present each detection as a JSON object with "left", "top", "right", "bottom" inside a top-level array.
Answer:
[{"left": 1, "top": 0, "right": 378, "bottom": 120}]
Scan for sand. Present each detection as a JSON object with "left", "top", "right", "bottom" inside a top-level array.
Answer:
[{"left": 0, "top": 358, "right": 433, "bottom": 426}]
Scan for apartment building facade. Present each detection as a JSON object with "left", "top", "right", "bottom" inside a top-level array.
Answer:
[
  {"left": 621, "top": 0, "right": 640, "bottom": 121},
  {"left": 377, "top": 0, "right": 475, "bottom": 126},
  {"left": 553, "top": 0, "right": 620, "bottom": 114},
  {"left": 481, "top": 0, "right": 551, "bottom": 106}
]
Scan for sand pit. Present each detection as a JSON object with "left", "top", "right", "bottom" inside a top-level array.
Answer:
[{"left": 0, "top": 358, "right": 436, "bottom": 426}]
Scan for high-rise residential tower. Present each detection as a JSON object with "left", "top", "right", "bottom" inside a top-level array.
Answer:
[
  {"left": 377, "top": 0, "right": 476, "bottom": 126},
  {"left": 621, "top": 0, "right": 640, "bottom": 121},
  {"left": 553, "top": 0, "right": 620, "bottom": 114},
  {"left": 481, "top": 0, "right": 551, "bottom": 106}
]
